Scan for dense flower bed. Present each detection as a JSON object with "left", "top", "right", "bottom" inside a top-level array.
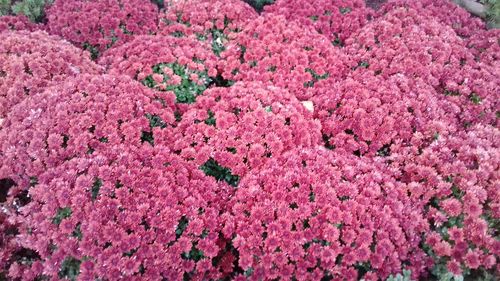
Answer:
[
  {"left": 219, "top": 14, "right": 351, "bottom": 101},
  {"left": 0, "top": 15, "right": 39, "bottom": 33},
  {"left": 0, "top": 0, "right": 498, "bottom": 280},
  {"left": 46, "top": 0, "right": 159, "bottom": 57},
  {"left": 0, "top": 30, "right": 101, "bottom": 119},
  {"left": 158, "top": 0, "right": 257, "bottom": 57},
  {"left": 263, "top": 0, "right": 370, "bottom": 42},
  {"left": 170, "top": 82, "right": 322, "bottom": 179},
  {"left": 98, "top": 35, "right": 218, "bottom": 107}
]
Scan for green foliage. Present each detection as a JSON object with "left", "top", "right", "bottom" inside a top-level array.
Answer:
[
  {"left": 72, "top": 223, "right": 83, "bottom": 240},
  {"left": 181, "top": 243, "right": 204, "bottom": 262},
  {"left": 58, "top": 257, "right": 81, "bottom": 281},
  {"left": 0, "top": 0, "right": 52, "bottom": 22},
  {"left": 200, "top": 158, "right": 240, "bottom": 187},
  {"left": 140, "top": 131, "right": 155, "bottom": 146},
  {"left": 482, "top": 0, "right": 500, "bottom": 28},
  {"left": 145, "top": 113, "right": 167, "bottom": 128},
  {"left": 175, "top": 216, "right": 189, "bottom": 239},
  {"left": 243, "top": 0, "right": 274, "bottom": 13},
  {"left": 142, "top": 62, "right": 212, "bottom": 104},
  {"left": 52, "top": 207, "right": 72, "bottom": 225},
  {"left": 385, "top": 270, "right": 412, "bottom": 281},
  {"left": 339, "top": 7, "right": 352, "bottom": 15},
  {"left": 0, "top": 0, "right": 11, "bottom": 16},
  {"left": 210, "top": 28, "right": 228, "bottom": 56},
  {"left": 469, "top": 93, "right": 482, "bottom": 104},
  {"left": 83, "top": 43, "right": 100, "bottom": 61},
  {"left": 29, "top": 176, "right": 38, "bottom": 187},
  {"left": 151, "top": 0, "right": 164, "bottom": 9},
  {"left": 91, "top": 178, "right": 102, "bottom": 201},
  {"left": 204, "top": 110, "right": 216, "bottom": 126},
  {"left": 304, "top": 68, "right": 330, "bottom": 87},
  {"left": 431, "top": 263, "right": 464, "bottom": 281}
]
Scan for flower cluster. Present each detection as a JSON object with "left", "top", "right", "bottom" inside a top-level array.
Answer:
[
  {"left": 158, "top": 0, "right": 257, "bottom": 56},
  {"left": 388, "top": 123, "right": 500, "bottom": 277},
  {"left": 219, "top": 14, "right": 351, "bottom": 101},
  {"left": 263, "top": 0, "right": 370, "bottom": 42},
  {"left": 168, "top": 82, "right": 322, "bottom": 181},
  {"left": 0, "top": 30, "right": 101, "bottom": 119},
  {"left": 0, "top": 74, "right": 175, "bottom": 196},
  {"left": 99, "top": 35, "right": 218, "bottom": 106},
  {"left": 345, "top": 7, "right": 498, "bottom": 126},
  {"left": 313, "top": 72, "right": 458, "bottom": 157},
  {"left": 45, "top": 0, "right": 159, "bottom": 56},
  {"left": 465, "top": 29, "right": 500, "bottom": 69},
  {"left": 1, "top": 1, "right": 499, "bottom": 280},
  {"left": 378, "top": 0, "right": 485, "bottom": 38},
  {"left": 0, "top": 15, "right": 39, "bottom": 33},
  {"left": 5, "top": 146, "right": 234, "bottom": 280},
  {"left": 226, "top": 147, "right": 429, "bottom": 280}
]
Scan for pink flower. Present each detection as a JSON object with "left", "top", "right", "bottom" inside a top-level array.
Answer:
[
  {"left": 440, "top": 198, "right": 462, "bottom": 217},
  {"left": 464, "top": 249, "right": 481, "bottom": 269},
  {"left": 46, "top": 0, "right": 158, "bottom": 52},
  {"left": 447, "top": 259, "right": 462, "bottom": 275}
]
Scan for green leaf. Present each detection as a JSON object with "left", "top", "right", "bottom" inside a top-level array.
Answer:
[
  {"left": 12, "top": 0, "right": 50, "bottom": 23},
  {"left": 181, "top": 243, "right": 204, "bottom": 262},
  {"left": 91, "top": 178, "right": 102, "bottom": 201},
  {"left": 200, "top": 158, "right": 240, "bottom": 187},
  {"left": 140, "top": 131, "right": 154, "bottom": 146},
  {"left": 339, "top": 7, "right": 352, "bottom": 14},
  {"left": 469, "top": 93, "right": 482, "bottom": 104},
  {"left": 72, "top": 223, "right": 83, "bottom": 240},
  {"left": 142, "top": 62, "right": 211, "bottom": 104},
  {"left": 175, "top": 216, "right": 189, "bottom": 239},
  {"left": 58, "top": 257, "right": 81, "bottom": 281},
  {"left": 211, "top": 28, "right": 227, "bottom": 56},
  {"left": 145, "top": 113, "right": 167, "bottom": 128},
  {"left": 29, "top": 176, "right": 38, "bottom": 187},
  {"left": 52, "top": 207, "right": 72, "bottom": 225},
  {"left": 309, "top": 15, "right": 318, "bottom": 21},
  {"left": 204, "top": 110, "right": 216, "bottom": 126},
  {"left": 82, "top": 42, "right": 100, "bottom": 60}
]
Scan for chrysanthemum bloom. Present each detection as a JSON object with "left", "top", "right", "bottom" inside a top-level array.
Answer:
[
  {"left": 345, "top": 7, "right": 498, "bottom": 126},
  {"left": 46, "top": 0, "right": 159, "bottom": 56},
  {"left": 220, "top": 14, "right": 351, "bottom": 101},
  {"left": 264, "top": 0, "right": 370, "bottom": 43},
  {"left": 314, "top": 72, "right": 459, "bottom": 157},
  {"left": 466, "top": 29, "right": 500, "bottom": 69},
  {"left": 4, "top": 146, "right": 232, "bottom": 280},
  {"left": 0, "top": 30, "right": 101, "bottom": 119},
  {"left": 99, "top": 35, "right": 219, "bottom": 106},
  {"left": 227, "top": 147, "right": 429, "bottom": 280},
  {"left": 0, "top": 15, "right": 40, "bottom": 33},
  {"left": 378, "top": 0, "right": 485, "bottom": 38},
  {"left": 0, "top": 74, "right": 176, "bottom": 196},
  {"left": 168, "top": 82, "right": 322, "bottom": 182},
  {"left": 397, "top": 124, "right": 499, "bottom": 277},
  {"left": 158, "top": 0, "right": 257, "bottom": 57},
  {"left": 0, "top": 210, "right": 19, "bottom": 279}
]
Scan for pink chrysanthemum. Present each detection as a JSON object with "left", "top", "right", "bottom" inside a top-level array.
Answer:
[
  {"left": 0, "top": 30, "right": 101, "bottom": 119},
  {"left": 159, "top": 0, "right": 257, "bottom": 56},
  {"left": 168, "top": 81, "right": 321, "bottom": 180},
  {"left": 4, "top": 148, "right": 231, "bottom": 280},
  {"left": 99, "top": 35, "right": 218, "bottom": 105},
  {"left": 46, "top": 0, "right": 159, "bottom": 55},
  {"left": 264, "top": 0, "right": 370, "bottom": 42},
  {"left": 0, "top": 74, "right": 175, "bottom": 195},
  {"left": 228, "top": 147, "right": 428, "bottom": 279},
  {"left": 220, "top": 14, "right": 350, "bottom": 100}
]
